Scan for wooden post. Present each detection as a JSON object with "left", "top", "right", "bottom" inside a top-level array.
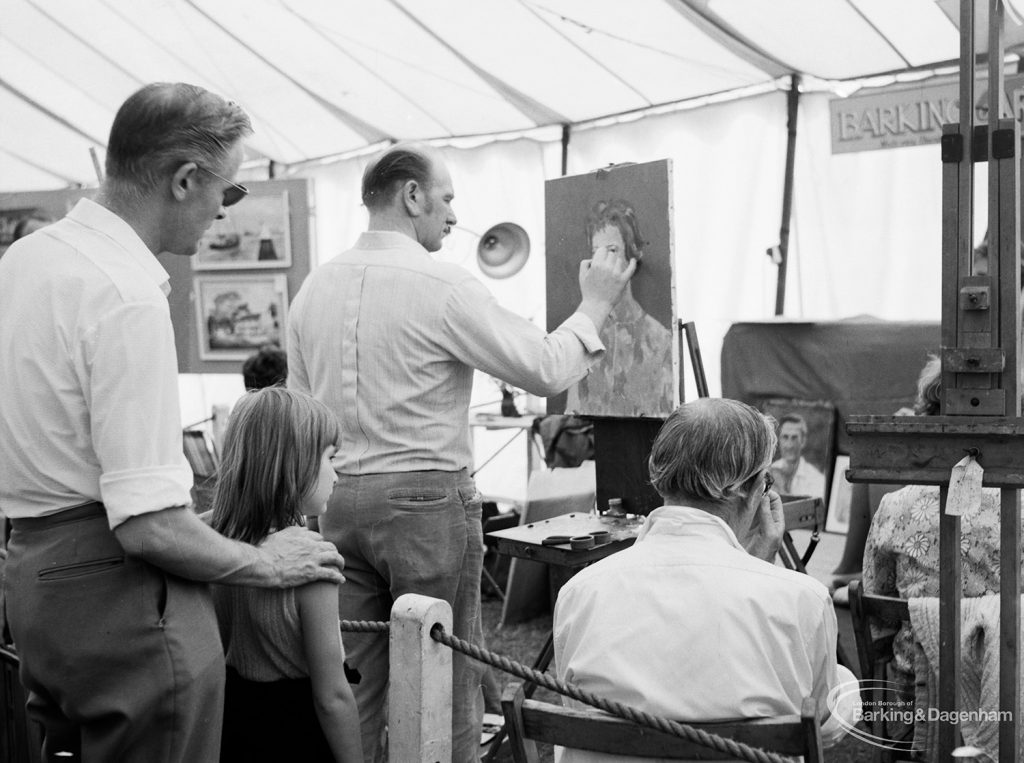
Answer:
[
  {"left": 938, "top": 486, "right": 962, "bottom": 757},
  {"left": 389, "top": 594, "right": 453, "bottom": 763}
]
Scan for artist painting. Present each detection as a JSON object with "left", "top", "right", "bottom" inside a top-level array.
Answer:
[{"left": 545, "top": 160, "right": 676, "bottom": 418}]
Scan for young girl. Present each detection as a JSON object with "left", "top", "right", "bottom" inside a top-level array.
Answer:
[{"left": 210, "top": 387, "right": 361, "bottom": 762}]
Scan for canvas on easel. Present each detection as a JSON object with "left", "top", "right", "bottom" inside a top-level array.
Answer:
[{"left": 545, "top": 160, "right": 677, "bottom": 418}]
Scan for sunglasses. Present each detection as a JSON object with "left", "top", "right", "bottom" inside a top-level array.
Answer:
[{"left": 198, "top": 166, "right": 249, "bottom": 208}]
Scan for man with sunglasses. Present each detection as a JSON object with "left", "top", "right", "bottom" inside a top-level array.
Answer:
[
  {"left": 0, "top": 83, "right": 345, "bottom": 762},
  {"left": 552, "top": 398, "right": 860, "bottom": 762}
]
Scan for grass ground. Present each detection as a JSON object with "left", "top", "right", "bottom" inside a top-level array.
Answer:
[{"left": 478, "top": 595, "right": 877, "bottom": 763}]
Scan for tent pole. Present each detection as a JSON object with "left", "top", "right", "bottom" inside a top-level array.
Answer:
[
  {"left": 775, "top": 73, "right": 800, "bottom": 316},
  {"left": 561, "top": 123, "right": 571, "bottom": 176}
]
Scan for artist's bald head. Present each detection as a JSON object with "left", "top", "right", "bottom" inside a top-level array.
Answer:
[{"left": 361, "top": 142, "right": 456, "bottom": 252}]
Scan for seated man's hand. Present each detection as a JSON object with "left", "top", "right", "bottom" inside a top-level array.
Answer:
[
  {"left": 260, "top": 526, "right": 346, "bottom": 587},
  {"left": 741, "top": 490, "right": 785, "bottom": 562}
]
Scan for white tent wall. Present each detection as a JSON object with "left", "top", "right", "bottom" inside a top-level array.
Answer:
[
  {"left": 797, "top": 92, "right": 992, "bottom": 322},
  {"left": 567, "top": 91, "right": 790, "bottom": 401},
  {"left": 179, "top": 87, "right": 983, "bottom": 505}
]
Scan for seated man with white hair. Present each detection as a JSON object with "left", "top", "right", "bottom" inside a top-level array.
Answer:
[{"left": 553, "top": 398, "right": 860, "bottom": 762}]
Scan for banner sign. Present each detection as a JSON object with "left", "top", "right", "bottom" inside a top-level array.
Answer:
[{"left": 830, "top": 73, "right": 1024, "bottom": 154}]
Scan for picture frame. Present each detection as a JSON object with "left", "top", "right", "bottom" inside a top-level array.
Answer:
[
  {"left": 0, "top": 207, "right": 52, "bottom": 257},
  {"left": 758, "top": 397, "right": 837, "bottom": 507},
  {"left": 826, "top": 455, "right": 852, "bottom": 534},
  {"left": 192, "top": 189, "right": 291, "bottom": 270},
  {"left": 194, "top": 274, "right": 288, "bottom": 360}
]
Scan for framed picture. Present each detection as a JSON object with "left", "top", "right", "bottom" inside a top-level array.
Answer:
[
  {"left": 192, "top": 189, "right": 291, "bottom": 270},
  {"left": 758, "top": 398, "right": 837, "bottom": 507},
  {"left": 0, "top": 207, "right": 54, "bottom": 257},
  {"left": 194, "top": 274, "right": 288, "bottom": 360},
  {"left": 545, "top": 160, "right": 677, "bottom": 418},
  {"left": 826, "top": 455, "right": 852, "bottom": 534}
]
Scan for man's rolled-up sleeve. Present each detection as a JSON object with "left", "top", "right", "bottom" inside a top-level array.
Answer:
[
  {"left": 442, "top": 278, "right": 605, "bottom": 397},
  {"left": 86, "top": 301, "right": 193, "bottom": 529}
]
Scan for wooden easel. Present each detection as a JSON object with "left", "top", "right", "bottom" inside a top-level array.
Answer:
[
  {"left": 846, "top": 2, "right": 1021, "bottom": 759},
  {"left": 590, "top": 320, "right": 709, "bottom": 514}
]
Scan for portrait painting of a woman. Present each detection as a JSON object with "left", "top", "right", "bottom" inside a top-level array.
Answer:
[{"left": 565, "top": 199, "right": 673, "bottom": 417}]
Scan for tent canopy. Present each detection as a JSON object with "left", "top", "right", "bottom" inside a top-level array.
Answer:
[{"left": 4, "top": 0, "right": 1022, "bottom": 192}]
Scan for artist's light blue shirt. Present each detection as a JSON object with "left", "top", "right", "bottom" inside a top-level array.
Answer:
[{"left": 287, "top": 230, "right": 604, "bottom": 474}]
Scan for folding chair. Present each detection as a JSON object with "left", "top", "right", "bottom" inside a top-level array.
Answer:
[
  {"left": 182, "top": 429, "right": 218, "bottom": 514},
  {"left": 0, "top": 645, "right": 44, "bottom": 763},
  {"left": 848, "top": 579, "right": 916, "bottom": 762},
  {"left": 777, "top": 496, "right": 825, "bottom": 573},
  {"left": 501, "top": 682, "right": 824, "bottom": 762}
]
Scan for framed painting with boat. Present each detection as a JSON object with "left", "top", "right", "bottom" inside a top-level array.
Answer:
[{"left": 192, "top": 188, "right": 292, "bottom": 270}]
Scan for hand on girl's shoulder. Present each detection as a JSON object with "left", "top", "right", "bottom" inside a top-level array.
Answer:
[{"left": 261, "top": 526, "right": 347, "bottom": 586}]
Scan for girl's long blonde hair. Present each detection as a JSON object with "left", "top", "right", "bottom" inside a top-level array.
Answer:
[{"left": 211, "top": 387, "right": 340, "bottom": 545}]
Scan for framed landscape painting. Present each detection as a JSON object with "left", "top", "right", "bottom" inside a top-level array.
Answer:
[
  {"left": 192, "top": 189, "right": 291, "bottom": 270},
  {"left": 194, "top": 274, "right": 288, "bottom": 360}
]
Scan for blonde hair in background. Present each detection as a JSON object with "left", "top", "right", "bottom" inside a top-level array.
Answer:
[
  {"left": 914, "top": 354, "right": 942, "bottom": 416},
  {"left": 211, "top": 387, "right": 340, "bottom": 545}
]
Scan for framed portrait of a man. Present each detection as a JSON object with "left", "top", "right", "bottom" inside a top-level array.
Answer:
[
  {"left": 759, "top": 398, "right": 837, "bottom": 507},
  {"left": 544, "top": 159, "right": 677, "bottom": 418}
]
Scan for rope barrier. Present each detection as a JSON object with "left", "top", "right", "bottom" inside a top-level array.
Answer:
[
  {"left": 339, "top": 619, "right": 795, "bottom": 763},
  {"left": 430, "top": 624, "right": 795, "bottom": 763},
  {"left": 339, "top": 619, "right": 389, "bottom": 634}
]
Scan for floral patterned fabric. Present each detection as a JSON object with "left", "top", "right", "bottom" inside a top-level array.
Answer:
[{"left": 862, "top": 483, "right": 1009, "bottom": 683}]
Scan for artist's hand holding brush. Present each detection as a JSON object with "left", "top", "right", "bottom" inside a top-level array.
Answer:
[{"left": 576, "top": 245, "right": 637, "bottom": 330}]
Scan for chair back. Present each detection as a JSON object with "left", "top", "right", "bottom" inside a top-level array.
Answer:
[
  {"left": 848, "top": 579, "right": 910, "bottom": 682},
  {"left": 501, "top": 683, "right": 824, "bottom": 762},
  {"left": 777, "top": 496, "right": 825, "bottom": 572},
  {"left": 848, "top": 579, "right": 916, "bottom": 762},
  {"left": 182, "top": 429, "right": 218, "bottom": 478}
]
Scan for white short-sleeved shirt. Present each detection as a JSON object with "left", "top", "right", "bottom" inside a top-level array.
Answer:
[{"left": 0, "top": 198, "right": 193, "bottom": 528}]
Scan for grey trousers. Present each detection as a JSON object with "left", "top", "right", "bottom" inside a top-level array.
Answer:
[
  {"left": 5, "top": 503, "right": 225, "bottom": 763},
  {"left": 321, "top": 469, "right": 485, "bottom": 763}
]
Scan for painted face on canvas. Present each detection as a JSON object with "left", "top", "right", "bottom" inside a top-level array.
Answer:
[
  {"left": 301, "top": 445, "right": 338, "bottom": 516},
  {"left": 778, "top": 422, "right": 806, "bottom": 463},
  {"left": 591, "top": 224, "right": 628, "bottom": 266}
]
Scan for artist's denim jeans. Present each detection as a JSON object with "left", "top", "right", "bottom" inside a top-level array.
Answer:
[{"left": 321, "top": 469, "right": 485, "bottom": 763}]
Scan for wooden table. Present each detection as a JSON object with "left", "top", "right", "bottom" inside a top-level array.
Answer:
[
  {"left": 487, "top": 511, "right": 640, "bottom": 580},
  {"left": 488, "top": 496, "right": 823, "bottom": 584},
  {"left": 469, "top": 413, "right": 542, "bottom": 503}
]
